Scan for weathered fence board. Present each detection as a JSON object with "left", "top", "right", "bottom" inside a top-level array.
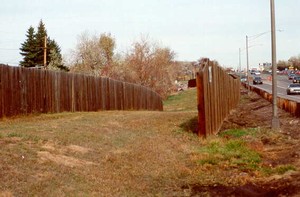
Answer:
[{"left": 0, "top": 65, "right": 163, "bottom": 118}]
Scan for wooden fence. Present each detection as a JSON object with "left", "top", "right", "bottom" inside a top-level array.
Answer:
[
  {"left": 196, "top": 59, "right": 240, "bottom": 137},
  {"left": 0, "top": 65, "right": 163, "bottom": 118}
]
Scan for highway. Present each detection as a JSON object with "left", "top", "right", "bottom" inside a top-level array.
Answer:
[{"left": 249, "top": 74, "right": 300, "bottom": 102}]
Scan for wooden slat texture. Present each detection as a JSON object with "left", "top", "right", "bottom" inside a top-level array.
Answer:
[
  {"left": 196, "top": 59, "right": 240, "bottom": 137},
  {"left": 0, "top": 65, "right": 163, "bottom": 118}
]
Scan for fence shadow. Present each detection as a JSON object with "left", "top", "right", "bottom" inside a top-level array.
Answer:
[{"left": 179, "top": 116, "right": 199, "bottom": 134}]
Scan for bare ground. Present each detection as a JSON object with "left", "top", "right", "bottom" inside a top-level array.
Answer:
[{"left": 188, "top": 89, "right": 300, "bottom": 197}]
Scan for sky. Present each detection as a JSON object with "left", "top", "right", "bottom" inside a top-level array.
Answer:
[{"left": 0, "top": 0, "right": 300, "bottom": 70}]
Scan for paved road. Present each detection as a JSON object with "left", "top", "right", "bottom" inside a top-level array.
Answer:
[{"left": 249, "top": 74, "right": 300, "bottom": 102}]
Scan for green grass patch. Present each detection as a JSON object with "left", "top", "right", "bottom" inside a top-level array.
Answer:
[
  {"left": 163, "top": 88, "right": 197, "bottom": 111},
  {"left": 262, "top": 165, "right": 297, "bottom": 175},
  {"left": 6, "top": 132, "right": 42, "bottom": 142},
  {"left": 198, "top": 139, "right": 261, "bottom": 170},
  {"left": 219, "top": 128, "right": 258, "bottom": 138},
  {"left": 7, "top": 132, "right": 25, "bottom": 138},
  {"left": 198, "top": 131, "right": 297, "bottom": 176},
  {"left": 273, "top": 165, "right": 296, "bottom": 174}
]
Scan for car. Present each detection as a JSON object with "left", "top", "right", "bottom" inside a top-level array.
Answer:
[
  {"left": 293, "top": 76, "right": 300, "bottom": 83},
  {"left": 240, "top": 76, "right": 247, "bottom": 82},
  {"left": 250, "top": 70, "right": 260, "bottom": 75},
  {"left": 288, "top": 73, "right": 296, "bottom": 80},
  {"left": 253, "top": 76, "right": 263, "bottom": 85},
  {"left": 287, "top": 84, "right": 300, "bottom": 95}
]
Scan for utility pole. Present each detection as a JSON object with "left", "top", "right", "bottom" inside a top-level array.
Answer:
[
  {"left": 270, "top": 0, "right": 280, "bottom": 129},
  {"left": 239, "top": 48, "right": 241, "bottom": 72},
  {"left": 44, "top": 36, "right": 47, "bottom": 69},
  {"left": 246, "top": 35, "right": 250, "bottom": 93}
]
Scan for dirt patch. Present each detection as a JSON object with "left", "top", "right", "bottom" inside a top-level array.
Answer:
[
  {"left": 221, "top": 91, "right": 300, "bottom": 139},
  {"left": 67, "top": 145, "right": 91, "bottom": 154},
  {"left": 189, "top": 175, "right": 300, "bottom": 197},
  {"left": 0, "top": 191, "right": 14, "bottom": 197},
  {"left": 37, "top": 151, "right": 95, "bottom": 167},
  {"left": 221, "top": 90, "right": 300, "bottom": 166},
  {"left": 42, "top": 142, "right": 91, "bottom": 154},
  {"left": 191, "top": 89, "right": 300, "bottom": 196}
]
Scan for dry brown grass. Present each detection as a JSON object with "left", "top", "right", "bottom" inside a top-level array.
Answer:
[
  {"left": 0, "top": 89, "right": 202, "bottom": 196},
  {"left": 1, "top": 88, "right": 299, "bottom": 196}
]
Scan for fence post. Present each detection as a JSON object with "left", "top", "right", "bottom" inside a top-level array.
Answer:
[{"left": 196, "top": 72, "right": 206, "bottom": 137}]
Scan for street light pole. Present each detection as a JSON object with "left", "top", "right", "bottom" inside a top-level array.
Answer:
[
  {"left": 246, "top": 35, "right": 250, "bottom": 93},
  {"left": 270, "top": 0, "right": 280, "bottom": 129},
  {"left": 239, "top": 48, "right": 241, "bottom": 72}
]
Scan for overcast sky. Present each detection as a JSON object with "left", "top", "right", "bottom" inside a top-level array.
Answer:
[{"left": 0, "top": 0, "right": 299, "bottom": 70}]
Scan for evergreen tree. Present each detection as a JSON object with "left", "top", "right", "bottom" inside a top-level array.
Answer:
[
  {"left": 48, "top": 39, "right": 61, "bottom": 63},
  {"left": 48, "top": 48, "right": 62, "bottom": 70},
  {"left": 19, "top": 26, "right": 37, "bottom": 67},
  {"left": 20, "top": 20, "right": 68, "bottom": 71},
  {"left": 35, "top": 20, "right": 47, "bottom": 67},
  {"left": 48, "top": 43, "right": 69, "bottom": 72}
]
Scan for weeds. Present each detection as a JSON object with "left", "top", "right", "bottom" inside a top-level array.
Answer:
[
  {"left": 273, "top": 165, "right": 296, "bottom": 174},
  {"left": 6, "top": 132, "right": 42, "bottom": 142},
  {"left": 219, "top": 128, "right": 258, "bottom": 138},
  {"left": 7, "top": 132, "right": 24, "bottom": 138},
  {"left": 261, "top": 164, "right": 297, "bottom": 176},
  {"left": 198, "top": 139, "right": 261, "bottom": 171},
  {"left": 198, "top": 128, "right": 297, "bottom": 178}
]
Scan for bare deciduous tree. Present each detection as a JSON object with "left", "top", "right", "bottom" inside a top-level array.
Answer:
[
  {"left": 68, "top": 33, "right": 178, "bottom": 98},
  {"left": 124, "top": 37, "right": 177, "bottom": 98},
  {"left": 69, "top": 32, "right": 116, "bottom": 77},
  {"left": 289, "top": 55, "right": 300, "bottom": 70}
]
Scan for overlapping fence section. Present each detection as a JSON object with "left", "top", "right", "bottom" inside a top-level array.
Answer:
[
  {"left": 196, "top": 59, "right": 240, "bottom": 137},
  {"left": 0, "top": 65, "right": 163, "bottom": 118}
]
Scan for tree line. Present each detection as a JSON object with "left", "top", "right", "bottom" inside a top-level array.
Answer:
[
  {"left": 277, "top": 55, "right": 300, "bottom": 71},
  {"left": 20, "top": 21, "right": 180, "bottom": 98},
  {"left": 68, "top": 33, "right": 178, "bottom": 97}
]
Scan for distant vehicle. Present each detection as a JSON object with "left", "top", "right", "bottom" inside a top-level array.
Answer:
[
  {"left": 240, "top": 76, "right": 247, "bottom": 82},
  {"left": 293, "top": 76, "right": 300, "bottom": 83},
  {"left": 287, "top": 84, "right": 300, "bottom": 95},
  {"left": 250, "top": 70, "right": 260, "bottom": 75},
  {"left": 253, "top": 76, "right": 263, "bottom": 85},
  {"left": 288, "top": 73, "right": 296, "bottom": 80}
]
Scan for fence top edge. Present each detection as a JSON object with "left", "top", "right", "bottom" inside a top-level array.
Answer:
[{"left": 0, "top": 64, "right": 162, "bottom": 99}]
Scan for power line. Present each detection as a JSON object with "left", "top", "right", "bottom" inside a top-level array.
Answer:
[{"left": 0, "top": 61, "right": 20, "bottom": 66}]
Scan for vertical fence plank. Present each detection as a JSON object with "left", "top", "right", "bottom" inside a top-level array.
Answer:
[
  {"left": 196, "top": 72, "right": 206, "bottom": 137},
  {"left": 3, "top": 66, "right": 11, "bottom": 116},
  {"left": 0, "top": 65, "right": 3, "bottom": 118}
]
